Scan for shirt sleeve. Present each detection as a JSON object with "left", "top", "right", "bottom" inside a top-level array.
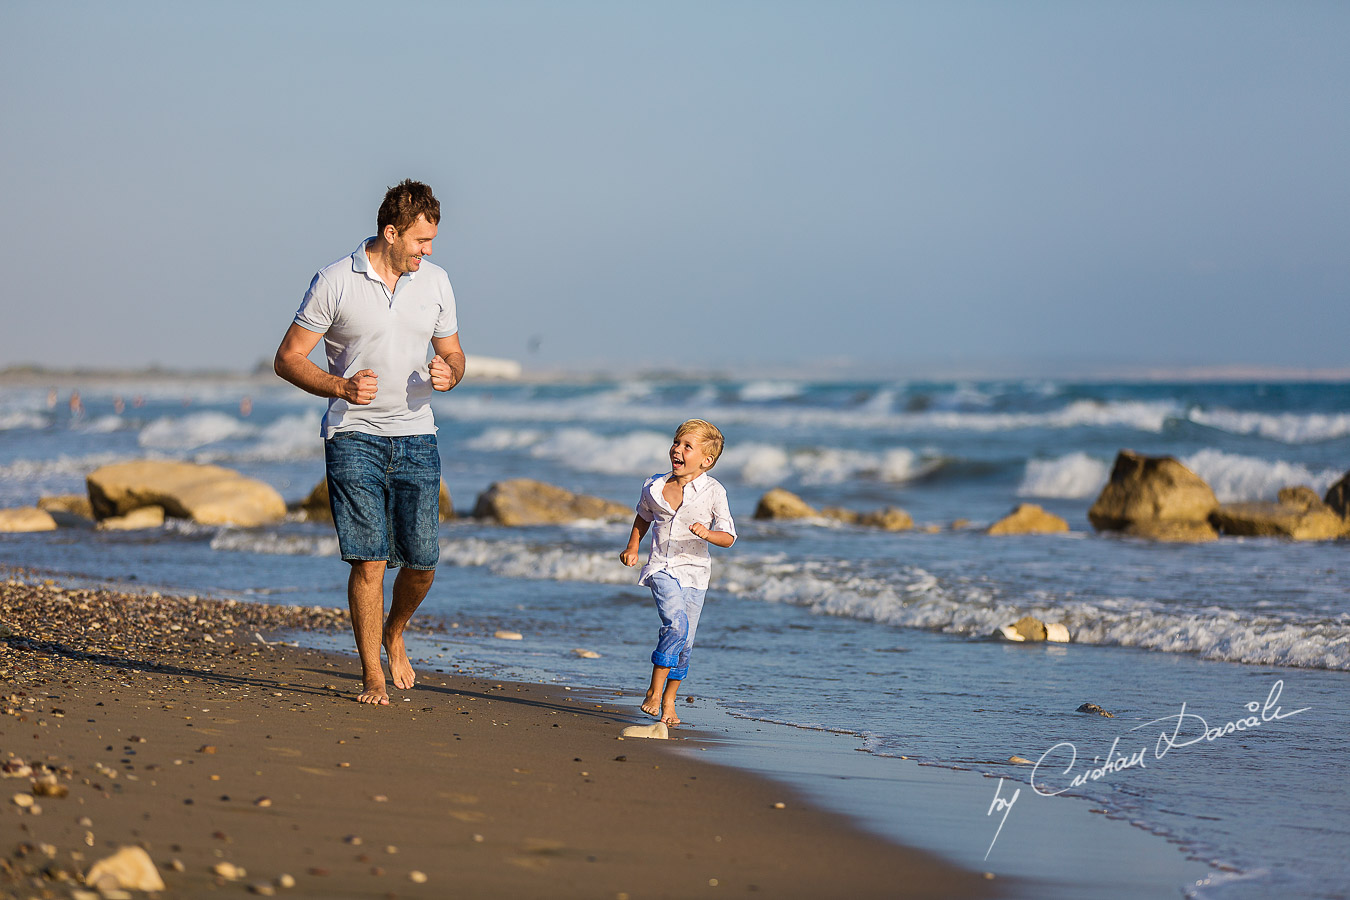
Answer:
[
  {"left": 635, "top": 477, "right": 657, "bottom": 522},
  {"left": 293, "top": 271, "right": 336, "bottom": 333},
  {"left": 710, "top": 483, "right": 736, "bottom": 537},
  {"left": 433, "top": 277, "right": 458, "bottom": 338}
]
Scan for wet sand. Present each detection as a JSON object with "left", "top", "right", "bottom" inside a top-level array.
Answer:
[{"left": 1, "top": 572, "right": 991, "bottom": 899}]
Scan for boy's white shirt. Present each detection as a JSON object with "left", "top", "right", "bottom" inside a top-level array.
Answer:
[{"left": 635, "top": 472, "right": 736, "bottom": 591}]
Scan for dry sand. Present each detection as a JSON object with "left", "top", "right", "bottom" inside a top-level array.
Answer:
[{"left": 1, "top": 571, "right": 991, "bottom": 899}]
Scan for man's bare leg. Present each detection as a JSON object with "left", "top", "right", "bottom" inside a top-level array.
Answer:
[
  {"left": 661, "top": 678, "right": 682, "bottom": 725},
  {"left": 348, "top": 560, "right": 389, "bottom": 705},
  {"left": 384, "top": 567, "right": 435, "bottom": 690},
  {"left": 642, "top": 665, "right": 670, "bottom": 718}
]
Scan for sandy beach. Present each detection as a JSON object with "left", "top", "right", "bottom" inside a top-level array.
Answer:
[{"left": 1, "top": 570, "right": 991, "bottom": 899}]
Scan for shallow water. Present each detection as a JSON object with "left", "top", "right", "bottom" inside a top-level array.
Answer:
[{"left": 3, "top": 374, "right": 1349, "bottom": 897}]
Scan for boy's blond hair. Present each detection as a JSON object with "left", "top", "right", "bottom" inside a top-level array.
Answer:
[{"left": 675, "top": 419, "right": 725, "bottom": 469}]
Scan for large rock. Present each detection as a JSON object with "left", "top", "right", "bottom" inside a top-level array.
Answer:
[
  {"left": 97, "top": 505, "right": 166, "bottom": 531},
  {"left": 1323, "top": 472, "right": 1350, "bottom": 521},
  {"left": 1209, "top": 501, "right": 1348, "bottom": 541},
  {"left": 857, "top": 507, "right": 914, "bottom": 531},
  {"left": 473, "top": 479, "right": 628, "bottom": 525},
  {"left": 1088, "top": 451, "right": 1218, "bottom": 537},
  {"left": 988, "top": 503, "right": 1069, "bottom": 535},
  {"left": 754, "top": 488, "right": 817, "bottom": 520},
  {"left": 820, "top": 505, "right": 913, "bottom": 531},
  {"left": 38, "top": 494, "right": 93, "bottom": 521},
  {"left": 0, "top": 507, "right": 57, "bottom": 532},
  {"left": 301, "top": 478, "right": 454, "bottom": 523},
  {"left": 86, "top": 461, "right": 286, "bottom": 527},
  {"left": 1123, "top": 520, "right": 1218, "bottom": 542}
]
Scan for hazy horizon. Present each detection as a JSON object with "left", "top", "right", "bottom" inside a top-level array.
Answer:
[{"left": 3, "top": 3, "right": 1347, "bottom": 375}]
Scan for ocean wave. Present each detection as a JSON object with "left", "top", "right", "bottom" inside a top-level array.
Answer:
[
  {"left": 1017, "top": 453, "right": 1110, "bottom": 499},
  {"left": 1180, "top": 449, "right": 1342, "bottom": 502},
  {"left": 738, "top": 381, "right": 803, "bottom": 402},
  {"left": 139, "top": 411, "right": 258, "bottom": 449},
  {"left": 1188, "top": 408, "right": 1350, "bottom": 443},
  {"left": 438, "top": 393, "right": 1181, "bottom": 435},
  {"left": 0, "top": 410, "right": 50, "bottom": 431},
  {"left": 460, "top": 425, "right": 941, "bottom": 485}
]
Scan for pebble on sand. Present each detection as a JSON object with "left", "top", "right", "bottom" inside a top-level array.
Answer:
[
  {"left": 213, "top": 861, "right": 246, "bottom": 880},
  {"left": 620, "top": 723, "right": 669, "bottom": 740},
  {"left": 85, "top": 846, "right": 166, "bottom": 892},
  {"left": 494, "top": 630, "right": 524, "bottom": 640},
  {"left": 409, "top": 870, "right": 428, "bottom": 883}
]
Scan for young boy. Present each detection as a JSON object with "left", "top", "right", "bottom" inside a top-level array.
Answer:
[{"left": 620, "top": 419, "right": 736, "bottom": 725}]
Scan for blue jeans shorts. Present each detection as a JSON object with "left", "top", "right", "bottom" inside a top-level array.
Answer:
[
  {"left": 648, "top": 570, "right": 707, "bottom": 681},
  {"left": 324, "top": 431, "right": 442, "bottom": 570}
]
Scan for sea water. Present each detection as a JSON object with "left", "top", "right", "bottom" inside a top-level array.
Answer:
[{"left": 2, "top": 374, "right": 1348, "bottom": 898}]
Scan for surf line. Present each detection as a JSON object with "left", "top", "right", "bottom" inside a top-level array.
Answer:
[{"left": 1030, "top": 679, "right": 1310, "bottom": 798}]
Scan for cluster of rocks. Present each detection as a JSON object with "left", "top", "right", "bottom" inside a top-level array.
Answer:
[
  {"left": 5, "top": 452, "right": 1348, "bottom": 546},
  {"left": 1088, "top": 450, "right": 1350, "bottom": 542},
  {"left": 752, "top": 487, "right": 1068, "bottom": 535}
]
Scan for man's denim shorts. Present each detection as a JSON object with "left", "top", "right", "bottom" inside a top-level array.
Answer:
[{"left": 324, "top": 431, "right": 441, "bottom": 570}]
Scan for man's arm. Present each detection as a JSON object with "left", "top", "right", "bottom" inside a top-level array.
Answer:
[
  {"left": 273, "top": 322, "right": 377, "bottom": 404},
  {"left": 429, "top": 332, "right": 466, "bottom": 392}
]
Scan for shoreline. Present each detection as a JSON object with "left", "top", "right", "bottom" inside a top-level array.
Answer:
[{"left": 1, "top": 571, "right": 992, "bottom": 899}]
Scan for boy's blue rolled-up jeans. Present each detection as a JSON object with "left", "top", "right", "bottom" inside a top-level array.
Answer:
[{"left": 647, "top": 570, "right": 707, "bottom": 681}]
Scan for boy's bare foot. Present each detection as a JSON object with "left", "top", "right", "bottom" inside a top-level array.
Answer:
[
  {"left": 641, "top": 691, "right": 662, "bottom": 718},
  {"left": 661, "top": 705, "right": 681, "bottom": 726},
  {"left": 384, "top": 631, "right": 416, "bottom": 690},
  {"left": 357, "top": 679, "right": 390, "bottom": 705}
]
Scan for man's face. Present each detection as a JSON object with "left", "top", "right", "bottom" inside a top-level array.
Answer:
[{"left": 387, "top": 215, "right": 438, "bottom": 275}]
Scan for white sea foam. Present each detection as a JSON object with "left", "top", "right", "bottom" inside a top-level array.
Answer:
[
  {"left": 1188, "top": 407, "right": 1350, "bottom": 443},
  {"left": 1181, "top": 449, "right": 1342, "bottom": 502},
  {"left": 139, "top": 411, "right": 257, "bottom": 450},
  {"left": 529, "top": 428, "right": 671, "bottom": 476},
  {"left": 0, "top": 411, "right": 50, "bottom": 431},
  {"left": 210, "top": 528, "right": 340, "bottom": 557},
  {"left": 465, "top": 427, "right": 546, "bottom": 451},
  {"left": 439, "top": 392, "right": 1181, "bottom": 435},
  {"left": 1017, "top": 453, "right": 1111, "bottom": 499},
  {"left": 738, "top": 381, "right": 802, "bottom": 402}
]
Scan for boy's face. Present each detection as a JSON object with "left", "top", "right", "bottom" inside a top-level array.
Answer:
[{"left": 670, "top": 433, "right": 715, "bottom": 478}]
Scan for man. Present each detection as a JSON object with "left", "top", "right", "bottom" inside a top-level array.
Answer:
[{"left": 274, "top": 179, "right": 464, "bottom": 705}]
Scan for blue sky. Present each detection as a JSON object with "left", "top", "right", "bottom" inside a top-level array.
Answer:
[{"left": 3, "top": 2, "right": 1347, "bottom": 375}]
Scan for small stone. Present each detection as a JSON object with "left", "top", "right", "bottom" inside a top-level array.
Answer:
[
  {"left": 277, "top": 873, "right": 296, "bottom": 888},
  {"left": 198, "top": 745, "right": 217, "bottom": 754},
  {"left": 1009, "top": 756, "right": 1033, "bottom": 765},
  {"left": 85, "top": 846, "right": 166, "bottom": 892},
  {"left": 12, "top": 792, "right": 35, "bottom": 808},
  {"left": 248, "top": 883, "right": 276, "bottom": 896},
  {"left": 620, "top": 723, "right": 669, "bottom": 740},
  {"left": 170, "top": 859, "right": 186, "bottom": 872},
  {"left": 254, "top": 796, "right": 272, "bottom": 807},
  {"left": 385, "top": 845, "right": 398, "bottom": 854},
  {"left": 213, "top": 861, "right": 245, "bottom": 880},
  {"left": 772, "top": 802, "right": 786, "bottom": 809},
  {"left": 494, "top": 630, "right": 523, "bottom": 641},
  {"left": 344, "top": 835, "right": 363, "bottom": 846},
  {"left": 1076, "top": 703, "right": 1115, "bottom": 717},
  {"left": 409, "top": 870, "right": 428, "bottom": 883}
]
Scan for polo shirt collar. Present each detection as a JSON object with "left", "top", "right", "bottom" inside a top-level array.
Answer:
[{"left": 352, "top": 237, "right": 419, "bottom": 284}]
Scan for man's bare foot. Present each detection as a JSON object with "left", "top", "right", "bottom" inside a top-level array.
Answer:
[
  {"left": 661, "top": 705, "right": 681, "bottom": 726},
  {"left": 384, "top": 631, "right": 416, "bottom": 690},
  {"left": 641, "top": 690, "right": 662, "bottom": 718},
  {"left": 357, "top": 680, "right": 390, "bottom": 705}
]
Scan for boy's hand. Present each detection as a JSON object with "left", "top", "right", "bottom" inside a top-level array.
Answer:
[{"left": 620, "top": 547, "right": 640, "bottom": 567}]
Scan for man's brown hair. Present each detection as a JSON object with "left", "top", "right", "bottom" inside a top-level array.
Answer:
[{"left": 377, "top": 179, "right": 441, "bottom": 235}]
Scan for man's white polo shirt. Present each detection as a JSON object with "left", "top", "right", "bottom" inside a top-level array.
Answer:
[
  {"left": 635, "top": 472, "right": 737, "bottom": 591},
  {"left": 294, "top": 238, "right": 458, "bottom": 439}
]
